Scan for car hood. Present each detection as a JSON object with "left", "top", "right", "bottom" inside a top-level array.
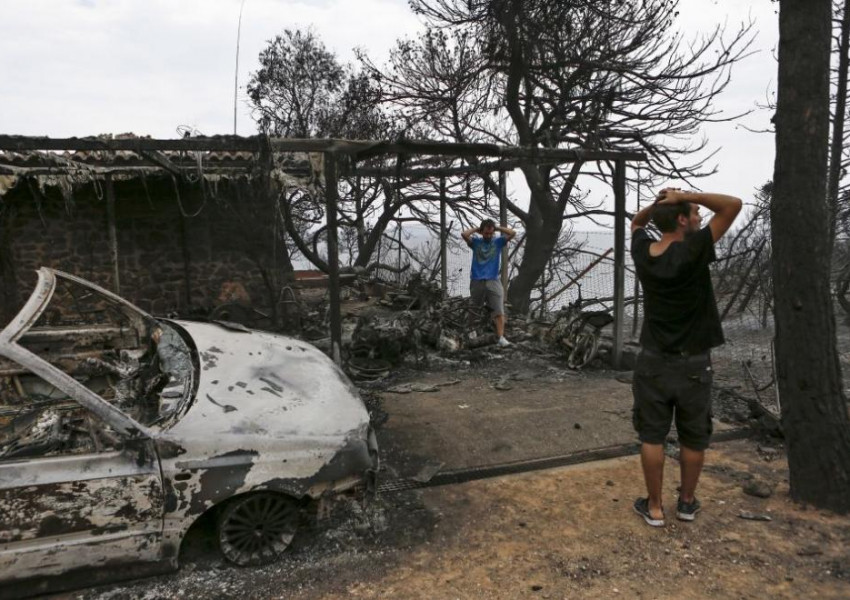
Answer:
[{"left": 161, "top": 321, "right": 370, "bottom": 451}]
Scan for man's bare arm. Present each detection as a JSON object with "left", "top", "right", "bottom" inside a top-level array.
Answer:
[
  {"left": 631, "top": 203, "right": 654, "bottom": 233},
  {"left": 657, "top": 188, "right": 743, "bottom": 241},
  {"left": 497, "top": 225, "right": 516, "bottom": 241},
  {"left": 461, "top": 226, "right": 479, "bottom": 246}
]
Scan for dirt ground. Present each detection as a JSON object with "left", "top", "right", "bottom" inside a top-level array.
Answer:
[
  {"left": 58, "top": 350, "right": 849, "bottom": 600},
  {"left": 333, "top": 441, "right": 850, "bottom": 600},
  {"left": 69, "top": 439, "right": 849, "bottom": 600}
]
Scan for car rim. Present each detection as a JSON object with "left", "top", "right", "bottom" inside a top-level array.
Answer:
[
  {"left": 567, "top": 317, "right": 586, "bottom": 338},
  {"left": 569, "top": 332, "right": 599, "bottom": 369},
  {"left": 218, "top": 493, "right": 299, "bottom": 566}
]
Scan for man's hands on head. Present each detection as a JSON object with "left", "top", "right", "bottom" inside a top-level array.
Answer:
[
  {"left": 461, "top": 226, "right": 479, "bottom": 245},
  {"left": 652, "top": 187, "right": 742, "bottom": 241},
  {"left": 462, "top": 223, "right": 516, "bottom": 243},
  {"left": 655, "top": 188, "right": 688, "bottom": 205},
  {"left": 495, "top": 224, "right": 516, "bottom": 241}
]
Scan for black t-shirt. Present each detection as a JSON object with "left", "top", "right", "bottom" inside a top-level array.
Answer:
[{"left": 631, "top": 226, "right": 724, "bottom": 353}]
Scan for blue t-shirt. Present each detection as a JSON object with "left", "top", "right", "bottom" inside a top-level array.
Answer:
[{"left": 469, "top": 236, "right": 507, "bottom": 280}]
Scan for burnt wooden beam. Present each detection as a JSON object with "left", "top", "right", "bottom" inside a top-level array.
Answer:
[
  {"left": 353, "top": 154, "right": 651, "bottom": 180},
  {"left": 291, "top": 274, "right": 358, "bottom": 289},
  {"left": 0, "top": 135, "right": 266, "bottom": 152},
  {"left": 0, "top": 200, "right": 18, "bottom": 324},
  {"left": 632, "top": 179, "right": 643, "bottom": 339},
  {"left": 499, "top": 170, "right": 508, "bottom": 292},
  {"left": 0, "top": 135, "right": 343, "bottom": 153},
  {"left": 0, "top": 135, "right": 647, "bottom": 163},
  {"left": 351, "top": 140, "right": 647, "bottom": 162},
  {"left": 0, "top": 164, "right": 269, "bottom": 177},
  {"left": 324, "top": 152, "right": 343, "bottom": 366},
  {"left": 612, "top": 160, "right": 627, "bottom": 369},
  {"left": 137, "top": 150, "right": 185, "bottom": 178},
  {"left": 0, "top": 155, "right": 108, "bottom": 174},
  {"left": 104, "top": 175, "right": 120, "bottom": 295},
  {"left": 439, "top": 176, "right": 447, "bottom": 296},
  {"left": 352, "top": 159, "right": 512, "bottom": 178}
]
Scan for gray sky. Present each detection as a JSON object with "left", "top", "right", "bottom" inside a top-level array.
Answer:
[{"left": 0, "top": 0, "right": 779, "bottom": 208}]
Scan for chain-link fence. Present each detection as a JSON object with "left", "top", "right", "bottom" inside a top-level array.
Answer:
[{"left": 436, "top": 230, "right": 634, "bottom": 306}]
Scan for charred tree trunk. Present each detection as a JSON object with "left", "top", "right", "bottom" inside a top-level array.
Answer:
[
  {"left": 281, "top": 177, "right": 401, "bottom": 275},
  {"left": 771, "top": 0, "right": 850, "bottom": 512},
  {"left": 352, "top": 179, "right": 403, "bottom": 270},
  {"left": 506, "top": 161, "right": 582, "bottom": 315},
  {"left": 507, "top": 187, "right": 563, "bottom": 314}
]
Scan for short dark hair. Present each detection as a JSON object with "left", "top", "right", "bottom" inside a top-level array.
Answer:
[
  {"left": 479, "top": 218, "right": 496, "bottom": 231},
  {"left": 651, "top": 202, "right": 692, "bottom": 233}
]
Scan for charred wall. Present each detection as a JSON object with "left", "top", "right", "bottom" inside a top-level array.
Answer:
[{"left": 0, "top": 175, "right": 283, "bottom": 323}]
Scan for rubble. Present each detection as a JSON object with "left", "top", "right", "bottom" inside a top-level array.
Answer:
[
  {"left": 743, "top": 479, "right": 775, "bottom": 498},
  {"left": 738, "top": 511, "right": 773, "bottom": 521},
  {"left": 410, "top": 460, "right": 444, "bottom": 483},
  {"left": 386, "top": 383, "right": 440, "bottom": 394},
  {"left": 187, "top": 267, "right": 619, "bottom": 380},
  {"left": 318, "top": 271, "right": 617, "bottom": 379},
  {"left": 347, "top": 357, "right": 392, "bottom": 381}
]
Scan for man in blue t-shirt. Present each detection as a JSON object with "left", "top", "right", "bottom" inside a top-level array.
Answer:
[{"left": 461, "top": 219, "right": 516, "bottom": 346}]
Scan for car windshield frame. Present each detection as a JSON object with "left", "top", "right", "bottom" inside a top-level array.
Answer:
[{"left": 0, "top": 268, "right": 154, "bottom": 440}]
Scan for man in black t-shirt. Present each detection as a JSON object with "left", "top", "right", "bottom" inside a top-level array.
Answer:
[{"left": 629, "top": 188, "right": 742, "bottom": 527}]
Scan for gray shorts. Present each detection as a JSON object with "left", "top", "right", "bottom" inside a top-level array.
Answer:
[
  {"left": 631, "top": 350, "right": 714, "bottom": 450},
  {"left": 470, "top": 279, "right": 505, "bottom": 316}
]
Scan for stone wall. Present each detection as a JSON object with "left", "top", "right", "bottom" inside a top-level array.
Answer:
[{"left": 0, "top": 175, "right": 285, "bottom": 323}]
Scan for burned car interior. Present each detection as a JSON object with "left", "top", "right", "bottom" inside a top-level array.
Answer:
[{"left": 0, "top": 275, "right": 195, "bottom": 459}]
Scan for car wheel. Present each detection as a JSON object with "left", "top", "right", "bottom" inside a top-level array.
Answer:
[
  {"left": 568, "top": 331, "right": 600, "bottom": 370},
  {"left": 217, "top": 492, "right": 300, "bottom": 566}
]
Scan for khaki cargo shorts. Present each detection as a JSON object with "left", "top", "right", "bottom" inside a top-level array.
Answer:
[{"left": 470, "top": 279, "right": 505, "bottom": 316}]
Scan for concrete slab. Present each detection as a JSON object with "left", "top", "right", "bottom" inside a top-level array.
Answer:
[{"left": 376, "top": 367, "right": 734, "bottom": 478}]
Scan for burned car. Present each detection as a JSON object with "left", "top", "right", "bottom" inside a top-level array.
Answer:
[{"left": 0, "top": 268, "right": 378, "bottom": 596}]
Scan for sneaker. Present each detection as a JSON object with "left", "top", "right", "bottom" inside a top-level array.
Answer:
[
  {"left": 633, "top": 497, "right": 665, "bottom": 527},
  {"left": 676, "top": 497, "right": 701, "bottom": 521},
  {"left": 497, "top": 336, "right": 511, "bottom": 347}
]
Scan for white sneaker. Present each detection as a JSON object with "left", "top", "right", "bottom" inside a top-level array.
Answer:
[{"left": 497, "top": 336, "right": 511, "bottom": 347}]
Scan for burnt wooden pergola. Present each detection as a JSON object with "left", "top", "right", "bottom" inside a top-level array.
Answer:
[{"left": 0, "top": 135, "right": 645, "bottom": 367}]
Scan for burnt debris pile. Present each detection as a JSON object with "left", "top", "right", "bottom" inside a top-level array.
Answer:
[{"left": 285, "top": 271, "right": 619, "bottom": 380}]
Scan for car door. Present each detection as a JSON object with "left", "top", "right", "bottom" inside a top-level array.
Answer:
[
  {"left": 0, "top": 388, "right": 165, "bottom": 584},
  {"left": 0, "top": 267, "right": 166, "bottom": 584}
]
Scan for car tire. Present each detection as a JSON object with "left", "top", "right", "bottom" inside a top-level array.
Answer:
[
  {"left": 217, "top": 492, "right": 300, "bottom": 566},
  {"left": 568, "top": 331, "right": 600, "bottom": 370}
]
